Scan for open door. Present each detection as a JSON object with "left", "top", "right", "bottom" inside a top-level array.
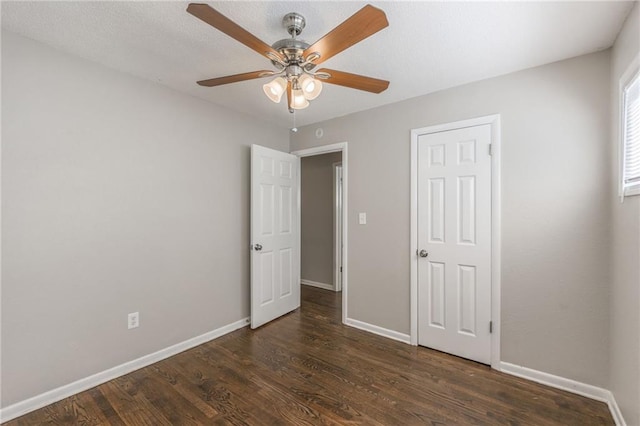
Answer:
[{"left": 251, "top": 144, "right": 300, "bottom": 329}]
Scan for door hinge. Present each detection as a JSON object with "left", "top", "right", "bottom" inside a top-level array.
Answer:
[
  {"left": 489, "top": 321, "right": 493, "bottom": 334},
  {"left": 340, "top": 266, "right": 343, "bottom": 272},
  {"left": 488, "top": 144, "right": 493, "bottom": 156}
]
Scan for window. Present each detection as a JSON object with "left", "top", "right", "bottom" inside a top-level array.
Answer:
[{"left": 621, "top": 64, "right": 640, "bottom": 197}]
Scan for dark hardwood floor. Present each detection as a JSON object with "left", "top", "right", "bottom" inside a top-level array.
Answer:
[{"left": 4, "top": 286, "right": 613, "bottom": 425}]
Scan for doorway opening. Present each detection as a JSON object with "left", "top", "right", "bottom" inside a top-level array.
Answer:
[{"left": 292, "top": 143, "right": 348, "bottom": 324}]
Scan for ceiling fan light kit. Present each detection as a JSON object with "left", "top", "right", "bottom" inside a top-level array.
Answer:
[{"left": 186, "top": 3, "right": 390, "bottom": 113}]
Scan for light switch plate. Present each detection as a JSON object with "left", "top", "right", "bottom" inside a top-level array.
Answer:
[
  {"left": 358, "top": 212, "right": 367, "bottom": 225},
  {"left": 128, "top": 312, "right": 139, "bottom": 329}
]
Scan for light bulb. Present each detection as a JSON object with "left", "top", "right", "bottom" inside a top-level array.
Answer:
[
  {"left": 291, "top": 88, "right": 309, "bottom": 109},
  {"left": 299, "top": 74, "right": 323, "bottom": 100},
  {"left": 262, "top": 77, "right": 287, "bottom": 103}
]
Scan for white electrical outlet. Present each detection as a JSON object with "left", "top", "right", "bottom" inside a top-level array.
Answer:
[
  {"left": 358, "top": 212, "right": 367, "bottom": 225},
  {"left": 128, "top": 312, "right": 139, "bottom": 329}
]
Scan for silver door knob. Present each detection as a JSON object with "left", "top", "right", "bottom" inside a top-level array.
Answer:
[
  {"left": 254, "top": 244, "right": 263, "bottom": 251},
  {"left": 419, "top": 250, "right": 429, "bottom": 258}
]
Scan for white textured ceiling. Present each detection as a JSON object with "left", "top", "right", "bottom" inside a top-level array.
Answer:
[{"left": 1, "top": 1, "right": 635, "bottom": 128}]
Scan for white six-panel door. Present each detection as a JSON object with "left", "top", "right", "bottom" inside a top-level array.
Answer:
[
  {"left": 251, "top": 145, "right": 300, "bottom": 329},
  {"left": 417, "top": 124, "right": 492, "bottom": 364}
]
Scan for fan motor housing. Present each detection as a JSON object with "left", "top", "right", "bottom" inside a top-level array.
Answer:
[{"left": 272, "top": 38, "right": 309, "bottom": 62}]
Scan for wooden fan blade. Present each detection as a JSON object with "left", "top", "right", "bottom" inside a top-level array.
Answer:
[
  {"left": 286, "top": 81, "right": 293, "bottom": 110},
  {"left": 317, "top": 69, "right": 389, "bottom": 93},
  {"left": 303, "top": 4, "right": 388, "bottom": 66},
  {"left": 187, "top": 3, "right": 285, "bottom": 63},
  {"left": 197, "top": 70, "right": 275, "bottom": 87}
]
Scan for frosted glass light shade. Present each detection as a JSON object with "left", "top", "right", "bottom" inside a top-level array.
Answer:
[
  {"left": 262, "top": 77, "right": 287, "bottom": 103},
  {"left": 291, "top": 88, "right": 309, "bottom": 109},
  {"left": 299, "top": 74, "right": 322, "bottom": 100}
]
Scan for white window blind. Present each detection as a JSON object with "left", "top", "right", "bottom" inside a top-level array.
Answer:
[{"left": 622, "top": 70, "right": 640, "bottom": 196}]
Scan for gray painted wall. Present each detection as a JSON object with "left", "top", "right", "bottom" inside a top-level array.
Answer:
[
  {"left": 291, "top": 50, "right": 612, "bottom": 388},
  {"left": 609, "top": 4, "right": 640, "bottom": 425},
  {"left": 1, "top": 32, "right": 289, "bottom": 407},
  {"left": 301, "top": 152, "right": 342, "bottom": 286}
]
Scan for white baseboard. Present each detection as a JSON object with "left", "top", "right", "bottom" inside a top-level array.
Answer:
[
  {"left": 0, "top": 317, "right": 250, "bottom": 423},
  {"left": 608, "top": 397, "right": 626, "bottom": 426},
  {"left": 499, "top": 362, "right": 626, "bottom": 426},
  {"left": 345, "top": 317, "right": 411, "bottom": 345},
  {"left": 301, "top": 279, "right": 334, "bottom": 291}
]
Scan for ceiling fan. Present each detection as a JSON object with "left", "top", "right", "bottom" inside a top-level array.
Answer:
[{"left": 186, "top": 3, "right": 390, "bottom": 112}]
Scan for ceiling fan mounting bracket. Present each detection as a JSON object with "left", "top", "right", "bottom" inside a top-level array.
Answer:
[{"left": 282, "top": 12, "right": 306, "bottom": 37}]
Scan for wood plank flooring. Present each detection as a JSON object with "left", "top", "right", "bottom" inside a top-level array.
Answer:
[{"left": 4, "top": 286, "right": 613, "bottom": 425}]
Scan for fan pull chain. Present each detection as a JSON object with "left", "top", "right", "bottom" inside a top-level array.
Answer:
[{"left": 291, "top": 110, "right": 298, "bottom": 133}]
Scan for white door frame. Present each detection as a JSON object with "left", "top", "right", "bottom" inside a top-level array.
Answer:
[
  {"left": 410, "top": 115, "right": 501, "bottom": 369},
  {"left": 292, "top": 142, "right": 348, "bottom": 323},
  {"left": 333, "top": 163, "right": 343, "bottom": 292}
]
